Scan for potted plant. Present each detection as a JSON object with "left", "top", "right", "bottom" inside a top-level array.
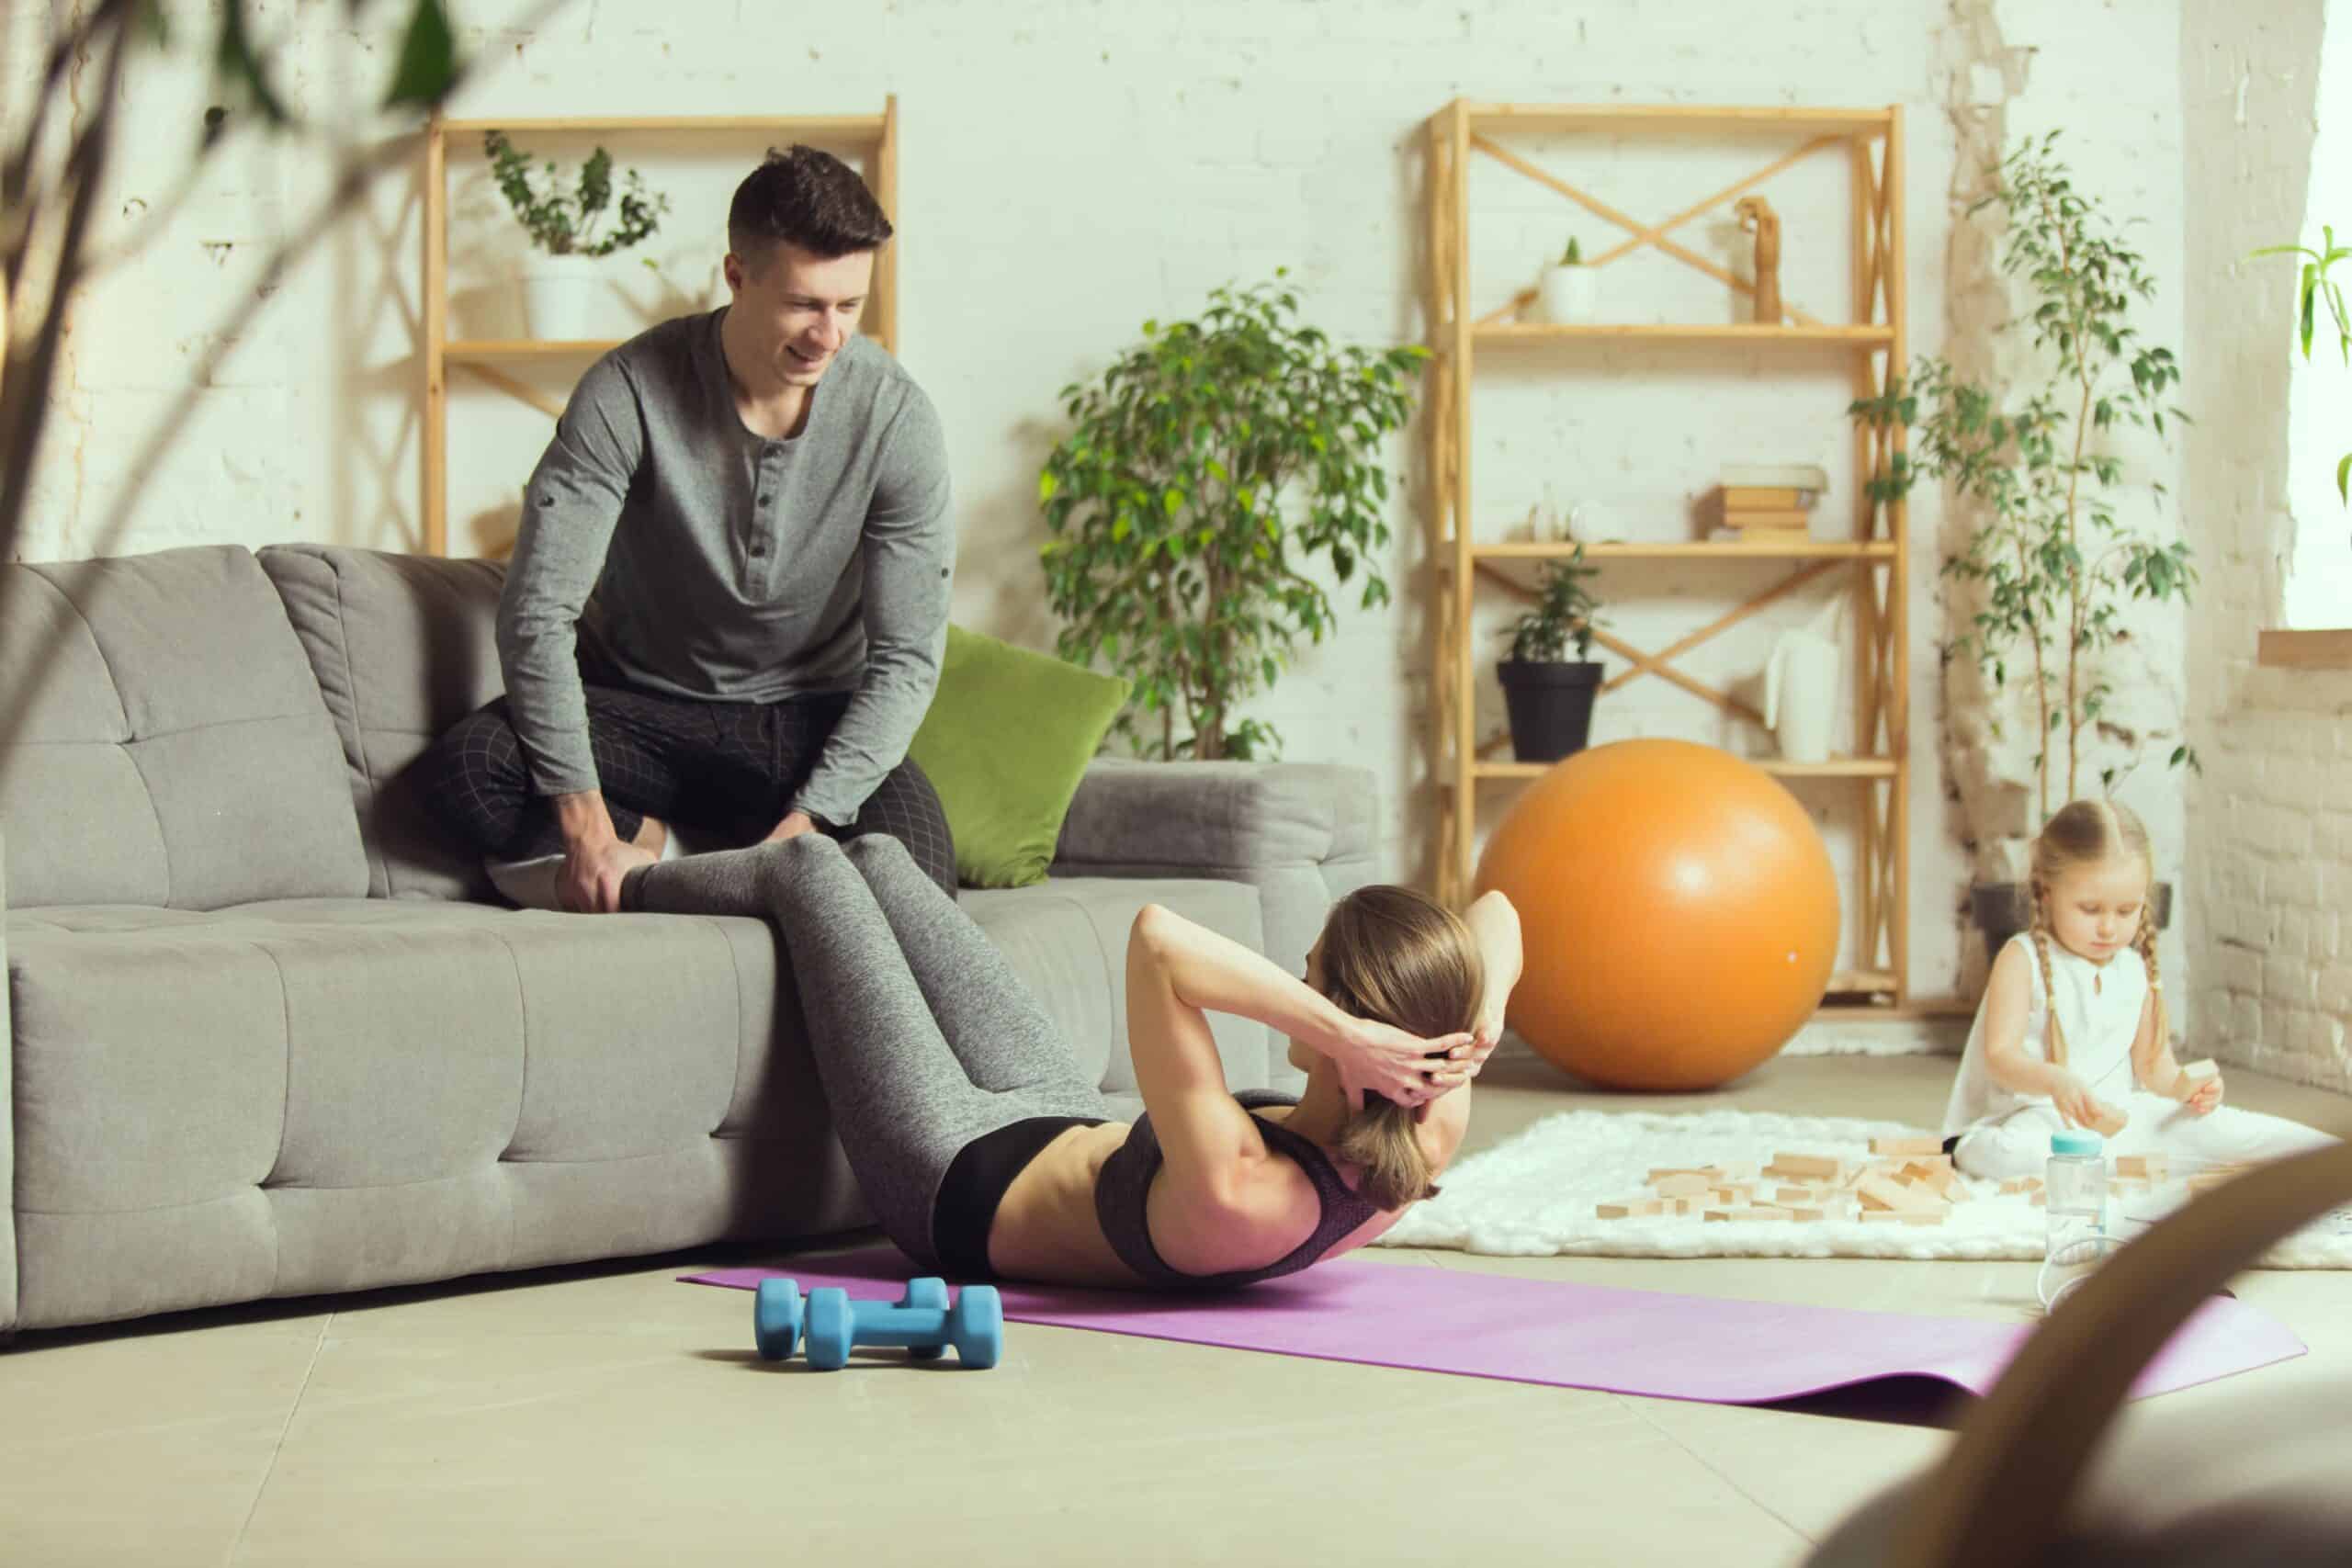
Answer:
[
  {"left": 1850, "top": 132, "right": 2197, "bottom": 959},
  {"left": 2253, "top": 222, "right": 2351, "bottom": 506},
  {"left": 485, "top": 130, "right": 669, "bottom": 340},
  {"left": 1037, "top": 272, "right": 1427, "bottom": 761},
  {"left": 1497, "top": 547, "right": 1606, "bottom": 761},
  {"left": 1537, "top": 235, "right": 1597, "bottom": 325}
]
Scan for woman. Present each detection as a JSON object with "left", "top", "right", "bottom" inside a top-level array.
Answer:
[{"left": 622, "top": 831, "right": 1521, "bottom": 1287}]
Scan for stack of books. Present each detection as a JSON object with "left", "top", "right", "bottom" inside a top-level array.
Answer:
[{"left": 1712, "top": 464, "right": 1828, "bottom": 541}]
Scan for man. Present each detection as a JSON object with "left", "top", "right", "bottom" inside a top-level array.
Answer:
[{"left": 420, "top": 145, "right": 957, "bottom": 912}]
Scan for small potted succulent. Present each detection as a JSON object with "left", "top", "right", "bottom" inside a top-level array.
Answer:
[
  {"left": 1537, "top": 235, "right": 1597, "bottom": 325},
  {"left": 1497, "top": 547, "right": 1606, "bottom": 761},
  {"left": 486, "top": 130, "right": 670, "bottom": 340}
]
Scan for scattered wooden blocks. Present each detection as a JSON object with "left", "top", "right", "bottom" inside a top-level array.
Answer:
[
  {"left": 1764, "top": 1153, "right": 1843, "bottom": 1182},
  {"left": 1870, "top": 1136, "right": 1946, "bottom": 1156}
]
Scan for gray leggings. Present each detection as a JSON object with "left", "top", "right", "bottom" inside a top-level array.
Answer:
[{"left": 623, "top": 833, "right": 1110, "bottom": 1266}]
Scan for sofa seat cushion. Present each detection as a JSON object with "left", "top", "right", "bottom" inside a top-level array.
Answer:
[{"left": 2, "top": 899, "right": 859, "bottom": 1330}]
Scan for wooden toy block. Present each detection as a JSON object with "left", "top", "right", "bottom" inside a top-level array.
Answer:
[
  {"left": 1702, "top": 1208, "right": 1736, "bottom": 1223},
  {"left": 1772, "top": 1186, "right": 1823, "bottom": 1206},
  {"left": 1707, "top": 1182, "right": 1757, "bottom": 1204},
  {"left": 1898, "top": 1159, "right": 1960, "bottom": 1196},
  {"left": 1647, "top": 1167, "right": 1724, "bottom": 1182},
  {"left": 1765, "top": 1153, "right": 1842, "bottom": 1180},
  {"left": 1997, "top": 1176, "right": 2046, "bottom": 1195},
  {"left": 1870, "top": 1136, "right": 1946, "bottom": 1156},
  {"left": 1859, "top": 1175, "right": 1947, "bottom": 1214},
  {"left": 1597, "top": 1200, "right": 1667, "bottom": 1219},
  {"left": 1652, "top": 1173, "right": 1714, "bottom": 1199},
  {"left": 1784, "top": 1207, "right": 1827, "bottom": 1222},
  {"left": 2029, "top": 1190, "right": 2047, "bottom": 1206},
  {"left": 2115, "top": 1154, "right": 2170, "bottom": 1181},
  {"left": 1860, "top": 1210, "right": 1946, "bottom": 1225},
  {"left": 2179, "top": 1058, "right": 2221, "bottom": 1084}
]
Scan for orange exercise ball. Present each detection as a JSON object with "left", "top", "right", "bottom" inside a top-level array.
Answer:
[{"left": 1475, "top": 739, "right": 1840, "bottom": 1091}]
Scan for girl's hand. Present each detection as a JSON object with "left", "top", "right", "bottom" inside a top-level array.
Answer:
[
  {"left": 1330, "top": 1017, "right": 1476, "bottom": 1111},
  {"left": 2184, "top": 1072, "right": 2224, "bottom": 1117},
  {"left": 2049, "top": 1074, "right": 2108, "bottom": 1131}
]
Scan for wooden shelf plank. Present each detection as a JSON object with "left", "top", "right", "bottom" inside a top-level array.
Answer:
[
  {"left": 1471, "top": 756, "right": 1898, "bottom": 781},
  {"left": 447, "top": 339, "right": 622, "bottom": 361},
  {"left": 438, "top": 115, "right": 887, "bottom": 140},
  {"left": 1471, "top": 540, "right": 1895, "bottom": 560},
  {"left": 2256, "top": 628, "right": 2352, "bottom": 669},
  {"left": 1459, "top": 102, "right": 1894, "bottom": 137},
  {"left": 1475, "top": 321, "right": 1894, "bottom": 345}
]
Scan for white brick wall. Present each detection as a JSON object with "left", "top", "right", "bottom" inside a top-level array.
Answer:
[
  {"left": 2181, "top": 0, "right": 2352, "bottom": 1090},
  {"left": 11, "top": 0, "right": 2233, "bottom": 1002}
]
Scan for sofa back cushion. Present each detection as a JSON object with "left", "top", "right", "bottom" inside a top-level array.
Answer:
[
  {"left": 258, "top": 544, "right": 507, "bottom": 900},
  {"left": 0, "top": 546, "right": 368, "bottom": 908}
]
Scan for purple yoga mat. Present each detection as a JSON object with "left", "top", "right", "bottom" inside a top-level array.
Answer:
[{"left": 682, "top": 1248, "right": 2305, "bottom": 1405}]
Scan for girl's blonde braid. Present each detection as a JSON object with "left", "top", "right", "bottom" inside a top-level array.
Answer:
[
  {"left": 2134, "top": 914, "right": 2169, "bottom": 1072},
  {"left": 2030, "top": 888, "right": 2070, "bottom": 1068}
]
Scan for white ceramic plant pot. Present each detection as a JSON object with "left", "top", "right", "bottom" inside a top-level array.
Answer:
[
  {"left": 1538, "top": 265, "right": 1598, "bottom": 324},
  {"left": 520, "top": 253, "right": 605, "bottom": 341}
]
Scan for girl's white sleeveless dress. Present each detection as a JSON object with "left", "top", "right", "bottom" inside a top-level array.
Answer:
[{"left": 1942, "top": 931, "right": 2148, "bottom": 1138}]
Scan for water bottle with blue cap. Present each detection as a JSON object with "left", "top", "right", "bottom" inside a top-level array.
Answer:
[{"left": 2039, "top": 1127, "right": 2109, "bottom": 1311}]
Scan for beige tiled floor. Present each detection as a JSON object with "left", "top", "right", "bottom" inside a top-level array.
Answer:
[{"left": 6, "top": 1054, "right": 2350, "bottom": 1567}]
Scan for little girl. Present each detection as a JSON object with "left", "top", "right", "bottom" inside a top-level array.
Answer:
[{"left": 1944, "top": 798, "right": 2337, "bottom": 1181}]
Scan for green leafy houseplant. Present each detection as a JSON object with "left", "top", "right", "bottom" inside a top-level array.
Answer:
[
  {"left": 1504, "top": 549, "right": 1603, "bottom": 661},
  {"left": 2252, "top": 222, "right": 2351, "bottom": 506},
  {"left": 1497, "top": 549, "right": 1607, "bottom": 762},
  {"left": 483, "top": 130, "right": 668, "bottom": 257},
  {"left": 1851, "top": 131, "right": 2198, "bottom": 824},
  {"left": 1037, "top": 273, "right": 1427, "bottom": 761}
]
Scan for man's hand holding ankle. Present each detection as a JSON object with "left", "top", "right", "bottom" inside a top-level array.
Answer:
[{"left": 555, "top": 791, "right": 657, "bottom": 914}]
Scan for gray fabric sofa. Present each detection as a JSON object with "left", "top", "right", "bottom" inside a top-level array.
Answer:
[{"left": 0, "top": 544, "right": 1378, "bottom": 1336}]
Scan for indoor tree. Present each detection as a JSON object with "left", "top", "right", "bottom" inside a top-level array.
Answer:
[
  {"left": 1851, "top": 131, "right": 2197, "bottom": 822},
  {"left": 1037, "top": 272, "right": 1426, "bottom": 761}
]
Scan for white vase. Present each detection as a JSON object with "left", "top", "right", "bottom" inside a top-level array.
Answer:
[
  {"left": 519, "top": 253, "right": 605, "bottom": 341},
  {"left": 1537, "top": 265, "right": 1598, "bottom": 324}
]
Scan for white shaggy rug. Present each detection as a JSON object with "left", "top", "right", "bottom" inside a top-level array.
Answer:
[{"left": 1373, "top": 1110, "right": 2352, "bottom": 1269}]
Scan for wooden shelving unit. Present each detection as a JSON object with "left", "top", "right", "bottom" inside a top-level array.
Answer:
[
  {"left": 420, "top": 102, "right": 899, "bottom": 558},
  {"left": 1422, "top": 99, "right": 1912, "bottom": 1008}
]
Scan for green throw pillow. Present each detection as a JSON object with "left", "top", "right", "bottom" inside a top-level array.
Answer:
[{"left": 906, "top": 625, "right": 1131, "bottom": 889}]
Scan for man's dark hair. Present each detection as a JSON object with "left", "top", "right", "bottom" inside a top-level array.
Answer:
[{"left": 727, "top": 145, "right": 893, "bottom": 265}]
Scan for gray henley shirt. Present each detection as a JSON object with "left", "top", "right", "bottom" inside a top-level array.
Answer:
[{"left": 496, "top": 310, "right": 954, "bottom": 828}]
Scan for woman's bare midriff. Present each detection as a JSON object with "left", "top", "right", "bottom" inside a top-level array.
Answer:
[{"left": 980, "top": 1111, "right": 1414, "bottom": 1288}]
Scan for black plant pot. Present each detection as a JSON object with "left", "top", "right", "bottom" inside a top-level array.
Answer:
[
  {"left": 1972, "top": 879, "right": 2175, "bottom": 960},
  {"left": 1497, "top": 660, "right": 1602, "bottom": 763}
]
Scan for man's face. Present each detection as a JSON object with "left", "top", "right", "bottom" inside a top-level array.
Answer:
[{"left": 722, "top": 242, "right": 874, "bottom": 389}]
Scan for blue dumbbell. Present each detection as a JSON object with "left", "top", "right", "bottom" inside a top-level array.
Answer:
[{"left": 751, "top": 1276, "right": 1001, "bottom": 1371}]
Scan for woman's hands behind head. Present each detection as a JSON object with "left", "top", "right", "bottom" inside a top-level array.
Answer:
[{"left": 1329, "top": 1014, "right": 1476, "bottom": 1112}]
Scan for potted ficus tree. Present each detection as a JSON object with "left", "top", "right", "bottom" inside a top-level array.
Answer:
[
  {"left": 485, "top": 130, "right": 669, "bottom": 340},
  {"left": 1538, "top": 235, "right": 1597, "bottom": 324},
  {"left": 1037, "top": 271, "right": 1427, "bottom": 761},
  {"left": 1851, "top": 131, "right": 2196, "bottom": 959},
  {"left": 1497, "top": 547, "right": 1606, "bottom": 761}
]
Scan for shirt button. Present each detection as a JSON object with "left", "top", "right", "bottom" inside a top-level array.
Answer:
[
  {"left": 756, "top": 493, "right": 771, "bottom": 506},
  {"left": 750, "top": 539, "right": 769, "bottom": 557}
]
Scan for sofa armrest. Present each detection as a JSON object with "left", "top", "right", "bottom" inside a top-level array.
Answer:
[
  {"left": 1051, "top": 760, "right": 1380, "bottom": 1089},
  {"left": 2, "top": 828, "right": 16, "bottom": 1336}
]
